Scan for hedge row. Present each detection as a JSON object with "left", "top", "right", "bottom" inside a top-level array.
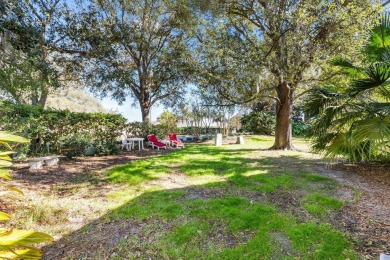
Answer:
[{"left": 0, "top": 101, "right": 127, "bottom": 157}]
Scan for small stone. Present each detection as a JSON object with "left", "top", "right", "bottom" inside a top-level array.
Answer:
[{"left": 68, "top": 217, "right": 84, "bottom": 223}]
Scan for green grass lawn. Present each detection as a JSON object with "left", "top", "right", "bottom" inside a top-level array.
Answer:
[
  {"left": 36, "top": 136, "right": 359, "bottom": 259},
  {"left": 96, "top": 136, "right": 355, "bottom": 259}
]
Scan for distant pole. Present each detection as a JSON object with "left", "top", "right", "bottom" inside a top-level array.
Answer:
[{"left": 215, "top": 133, "right": 222, "bottom": 146}]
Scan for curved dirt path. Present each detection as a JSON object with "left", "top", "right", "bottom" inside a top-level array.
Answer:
[{"left": 314, "top": 163, "right": 390, "bottom": 258}]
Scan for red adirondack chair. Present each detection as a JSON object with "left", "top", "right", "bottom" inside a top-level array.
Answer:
[
  {"left": 147, "top": 134, "right": 167, "bottom": 150},
  {"left": 169, "top": 134, "right": 185, "bottom": 148}
]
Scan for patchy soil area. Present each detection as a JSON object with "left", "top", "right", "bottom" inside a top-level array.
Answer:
[
  {"left": 5, "top": 141, "right": 390, "bottom": 259},
  {"left": 11, "top": 148, "right": 173, "bottom": 189},
  {"left": 317, "top": 163, "right": 390, "bottom": 257}
]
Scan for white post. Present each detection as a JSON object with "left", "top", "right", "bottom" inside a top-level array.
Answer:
[
  {"left": 215, "top": 133, "right": 222, "bottom": 146},
  {"left": 236, "top": 136, "right": 244, "bottom": 144}
]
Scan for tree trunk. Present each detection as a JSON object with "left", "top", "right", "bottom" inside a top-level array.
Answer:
[
  {"left": 271, "top": 81, "right": 294, "bottom": 150},
  {"left": 30, "top": 88, "right": 48, "bottom": 107},
  {"left": 38, "top": 88, "right": 49, "bottom": 107},
  {"left": 141, "top": 104, "right": 151, "bottom": 123}
]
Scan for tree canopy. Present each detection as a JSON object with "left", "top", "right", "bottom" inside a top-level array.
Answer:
[
  {"left": 0, "top": 0, "right": 82, "bottom": 106},
  {"left": 72, "top": 0, "right": 197, "bottom": 122},
  {"left": 194, "top": 0, "right": 381, "bottom": 149}
]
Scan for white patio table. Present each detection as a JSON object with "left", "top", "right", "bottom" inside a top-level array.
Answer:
[{"left": 128, "top": 137, "right": 144, "bottom": 151}]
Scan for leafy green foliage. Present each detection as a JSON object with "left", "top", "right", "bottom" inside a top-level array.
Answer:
[
  {"left": 72, "top": 0, "right": 196, "bottom": 122},
  {"left": 0, "top": 101, "right": 126, "bottom": 157},
  {"left": 292, "top": 121, "right": 310, "bottom": 137},
  {"left": 158, "top": 111, "right": 178, "bottom": 135},
  {"left": 307, "top": 89, "right": 390, "bottom": 161},
  {"left": 1, "top": 0, "right": 80, "bottom": 106},
  {"left": 306, "top": 13, "right": 390, "bottom": 162},
  {"left": 0, "top": 132, "right": 53, "bottom": 259},
  {"left": 241, "top": 111, "right": 275, "bottom": 135},
  {"left": 194, "top": 0, "right": 380, "bottom": 149},
  {"left": 366, "top": 12, "right": 390, "bottom": 62}
]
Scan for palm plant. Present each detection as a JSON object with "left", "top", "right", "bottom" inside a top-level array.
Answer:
[
  {"left": 306, "top": 13, "right": 390, "bottom": 162},
  {"left": 0, "top": 131, "right": 53, "bottom": 259}
]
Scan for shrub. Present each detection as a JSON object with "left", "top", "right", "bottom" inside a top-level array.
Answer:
[
  {"left": 59, "top": 133, "right": 94, "bottom": 158},
  {"left": 292, "top": 121, "right": 310, "bottom": 137},
  {"left": 158, "top": 111, "right": 178, "bottom": 135},
  {"left": 125, "top": 122, "right": 172, "bottom": 140},
  {"left": 241, "top": 111, "right": 276, "bottom": 135},
  {"left": 0, "top": 101, "right": 126, "bottom": 157}
]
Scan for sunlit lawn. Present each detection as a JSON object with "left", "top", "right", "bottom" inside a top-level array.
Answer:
[
  {"left": 18, "top": 135, "right": 357, "bottom": 259},
  {"left": 100, "top": 136, "right": 355, "bottom": 259}
]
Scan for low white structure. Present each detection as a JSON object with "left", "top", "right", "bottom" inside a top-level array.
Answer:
[
  {"left": 28, "top": 156, "right": 61, "bottom": 169},
  {"left": 215, "top": 133, "right": 222, "bottom": 146},
  {"left": 128, "top": 137, "right": 144, "bottom": 151},
  {"left": 236, "top": 136, "right": 244, "bottom": 144}
]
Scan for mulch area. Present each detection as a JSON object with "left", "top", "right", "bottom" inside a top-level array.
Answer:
[
  {"left": 10, "top": 148, "right": 174, "bottom": 189},
  {"left": 333, "top": 163, "right": 390, "bottom": 258}
]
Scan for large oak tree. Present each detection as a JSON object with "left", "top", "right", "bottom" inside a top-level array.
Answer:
[
  {"left": 0, "top": 0, "right": 81, "bottom": 106},
  {"left": 76, "top": 0, "right": 196, "bottom": 122},
  {"left": 195, "top": 0, "right": 380, "bottom": 149}
]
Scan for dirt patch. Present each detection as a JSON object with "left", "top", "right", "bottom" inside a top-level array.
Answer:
[
  {"left": 43, "top": 218, "right": 173, "bottom": 259},
  {"left": 314, "top": 163, "right": 390, "bottom": 258},
  {"left": 147, "top": 170, "right": 189, "bottom": 189},
  {"left": 266, "top": 191, "right": 310, "bottom": 222},
  {"left": 207, "top": 222, "right": 255, "bottom": 250},
  {"left": 9, "top": 148, "right": 174, "bottom": 193},
  {"left": 270, "top": 232, "right": 298, "bottom": 258}
]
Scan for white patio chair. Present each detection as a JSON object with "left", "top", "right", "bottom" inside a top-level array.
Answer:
[{"left": 120, "top": 135, "right": 131, "bottom": 151}]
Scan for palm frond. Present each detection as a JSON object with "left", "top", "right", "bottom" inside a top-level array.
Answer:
[
  {"left": 309, "top": 12, "right": 390, "bottom": 162},
  {"left": 323, "top": 132, "right": 359, "bottom": 161},
  {"left": 304, "top": 88, "right": 343, "bottom": 117},
  {"left": 380, "top": 46, "right": 390, "bottom": 63},
  {"left": 368, "top": 102, "right": 390, "bottom": 114},
  {"left": 330, "top": 57, "right": 362, "bottom": 76},
  {"left": 366, "top": 12, "right": 390, "bottom": 61},
  {"left": 353, "top": 116, "right": 390, "bottom": 143},
  {"left": 349, "top": 63, "right": 390, "bottom": 96}
]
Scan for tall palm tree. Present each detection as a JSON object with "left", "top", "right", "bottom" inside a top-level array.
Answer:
[{"left": 306, "top": 13, "right": 390, "bottom": 162}]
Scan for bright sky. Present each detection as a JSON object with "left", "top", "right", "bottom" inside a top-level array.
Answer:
[{"left": 100, "top": 96, "right": 164, "bottom": 122}]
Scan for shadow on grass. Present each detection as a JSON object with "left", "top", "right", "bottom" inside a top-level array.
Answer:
[
  {"left": 42, "top": 178, "right": 355, "bottom": 259},
  {"left": 106, "top": 144, "right": 266, "bottom": 184},
  {"left": 42, "top": 149, "right": 355, "bottom": 260},
  {"left": 10, "top": 149, "right": 177, "bottom": 194},
  {"left": 106, "top": 144, "right": 320, "bottom": 186}
]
